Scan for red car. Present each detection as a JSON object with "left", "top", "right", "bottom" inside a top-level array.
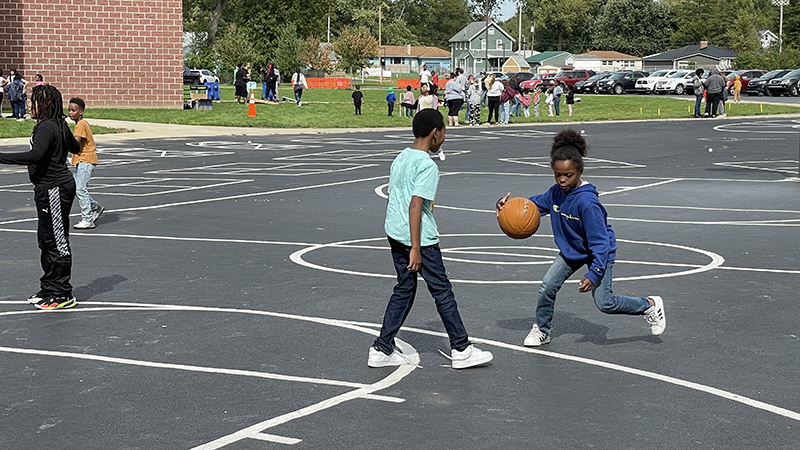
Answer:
[
  {"left": 519, "top": 73, "right": 547, "bottom": 90},
  {"left": 726, "top": 70, "right": 766, "bottom": 94},
  {"left": 552, "top": 69, "right": 597, "bottom": 87}
]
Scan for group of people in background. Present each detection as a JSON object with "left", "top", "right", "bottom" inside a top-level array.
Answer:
[
  {"left": 1, "top": 69, "right": 47, "bottom": 120},
  {"left": 232, "top": 63, "right": 307, "bottom": 107},
  {"left": 692, "top": 68, "right": 729, "bottom": 119}
]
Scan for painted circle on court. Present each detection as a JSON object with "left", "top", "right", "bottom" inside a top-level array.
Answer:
[{"left": 290, "top": 234, "right": 725, "bottom": 284}]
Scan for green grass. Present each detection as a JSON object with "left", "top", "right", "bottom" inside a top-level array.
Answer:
[
  {"left": 0, "top": 119, "right": 130, "bottom": 139},
  {"left": 1, "top": 86, "right": 797, "bottom": 139}
]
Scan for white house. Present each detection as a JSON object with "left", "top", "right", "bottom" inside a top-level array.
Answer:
[{"left": 759, "top": 30, "right": 779, "bottom": 49}]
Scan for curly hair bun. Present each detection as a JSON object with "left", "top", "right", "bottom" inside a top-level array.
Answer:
[{"left": 551, "top": 129, "right": 587, "bottom": 157}]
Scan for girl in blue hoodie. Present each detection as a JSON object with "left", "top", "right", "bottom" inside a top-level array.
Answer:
[{"left": 496, "top": 129, "right": 666, "bottom": 346}]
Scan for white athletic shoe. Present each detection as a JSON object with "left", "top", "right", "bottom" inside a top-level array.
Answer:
[
  {"left": 367, "top": 347, "right": 410, "bottom": 368},
  {"left": 523, "top": 324, "right": 551, "bottom": 347},
  {"left": 73, "top": 220, "right": 95, "bottom": 229},
  {"left": 644, "top": 296, "right": 666, "bottom": 335},
  {"left": 450, "top": 345, "right": 493, "bottom": 369}
]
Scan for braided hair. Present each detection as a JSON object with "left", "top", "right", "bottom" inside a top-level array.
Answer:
[{"left": 31, "top": 84, "right": 71, "bottom": 145}]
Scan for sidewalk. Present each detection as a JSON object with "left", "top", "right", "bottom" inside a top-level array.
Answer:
[{"left": 0, "top": 119, "right": 404, "bottom": 147}]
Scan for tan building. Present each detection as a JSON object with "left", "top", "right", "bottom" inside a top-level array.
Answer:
[
  {"left": 587, "top": 51, "right": 642, "bottom": 72},
  {"left": 376, "top": 45, "right": 451, "bottom": 75}
]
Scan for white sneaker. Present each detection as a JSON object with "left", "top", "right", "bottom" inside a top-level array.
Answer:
[
  {"left": 523, "top": 324, "right": 550, "bottom": 347},
  {"left": 450, "top": 345, "right": 493, "bottom": 369},
  {"left": 644, "top": 296, "right": 666, "bottom": 335},
  {"left": 73, "top": 220, "right": 95, "bottom": 229},
  {"left": 367, "top": 347, "right": 410, "bottom": 368},
  {"left": 91, "top": 205, "right": 105, "bottom": 223}
]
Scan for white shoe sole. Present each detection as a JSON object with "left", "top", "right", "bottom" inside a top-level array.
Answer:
[
  {"left": 451, "top": 352, "right": 493, "bottom": 369},
  {"left": 523, "top": 335, "right": 551, "bottom": 347}
]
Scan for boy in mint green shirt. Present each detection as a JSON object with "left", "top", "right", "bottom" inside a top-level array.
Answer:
[{"left": 368, "top": 109, "right": 493, "bottom": 370}]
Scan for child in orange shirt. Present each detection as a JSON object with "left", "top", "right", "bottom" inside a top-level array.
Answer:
[{"left": 68, "top": 98, "right": 104, "bottom": 229}]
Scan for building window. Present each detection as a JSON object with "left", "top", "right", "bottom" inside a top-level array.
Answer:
[
  {"left": 481, "top": 40, "right": 487, "bottom": 50},
  {"left": 392, "top": 57, "right": 403, "bottom": 64},
  {"left": 476, "top": 58, "right": 483, "bottom": 63},
  {"left": 496, "top": 39, "right": 503, "bottom": 49},
  {"left": 602, "top": 60, "right": 612, "bottom": 66},
  {"left": 488, "top": 28, "right": 495, "bottom": 35}
]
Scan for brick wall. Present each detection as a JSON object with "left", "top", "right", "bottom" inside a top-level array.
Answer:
[{"left": 0, "top": 0, "right": 183, "bottom": 108}]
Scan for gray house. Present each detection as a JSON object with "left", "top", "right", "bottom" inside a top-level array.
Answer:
[
  {"left": 450, "top": 21, "right": 515, "bottom": 75},
  {"left": 643, "top": 42, "right": 736, "bottom": 71}
]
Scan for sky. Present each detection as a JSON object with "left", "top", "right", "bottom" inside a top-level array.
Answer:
[{"left": 497, "top": 0, "right": 518, "bottom": 21}]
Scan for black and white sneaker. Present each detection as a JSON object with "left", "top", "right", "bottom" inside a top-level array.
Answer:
[
  {"left": 644, "top": 296, "right": 666, "bottom": 335},
  {"left": 91, "top": 206, "right": 105, "bottom": 223},
  {"left": 524, "top": 324, "right": 551, "bottom": 347},
  {"left": 27, "top": 290, "right": 49, "bottom": 304}
]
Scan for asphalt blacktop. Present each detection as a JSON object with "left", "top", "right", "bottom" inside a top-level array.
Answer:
[{"left": 1, "top": 116, "right": 799, "bottom": 449}]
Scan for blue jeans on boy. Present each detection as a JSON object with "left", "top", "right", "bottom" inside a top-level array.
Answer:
[
  {"left": 73, "top": 163, "right": 100, "bottom": 222},
  {"left": 535, "top": 254, "right": 650, "bottom": 335},
  {"left": 373, "top": 237, "right": 471, "bottom": 354},
  {"left": 694, "top": 95, "right": 703, "bottom": 116},
  {"left": 262, "top": 82, "right": 268, "bottom": 100},
  {"left": 554, "top": 96, "right": 561, "bottom": 116},
  {"left": 404, "top": 105, "right": 414, "bottom": 117},
  {"left": 11, "top": 100, "right": 25, "bottom": 119}
]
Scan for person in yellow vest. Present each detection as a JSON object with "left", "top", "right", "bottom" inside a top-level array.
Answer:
[{"left": 68, "top": 97, "right": 104, "bottom": 229}]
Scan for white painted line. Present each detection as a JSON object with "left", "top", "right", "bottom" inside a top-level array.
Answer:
[
  {"left": 0, "top": 344, "right": 373, "bottom": 389},
  {"left": 289, "top": 234, "right": 725, "bottom": 284},
  {"left": 603, "top": 203, "right": 800, "bottom": 215},
  {"left": 715, "top": 266, "right": 800, "bottom": 274},
  {"left": 599, "top": 179, "right": 682, "bottom": 196},
  {"left": 0, "top": 175, "right": 389, "bottom": 225},
  {"left": 248, "top": 433, "right": 302, "bottom": 445},
  {"left": 344, "top": 322, "right": 800, "bottom": 423}
]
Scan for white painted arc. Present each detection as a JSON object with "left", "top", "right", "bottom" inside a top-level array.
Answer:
[
  {"left": 342, "top": 320, "right": 800, "bottom": 423},
  {"left": 289, "top": 234, "right": 725, "bottom": 284},
  {"left": 1, "top": 302, "right": 798, "bottom": 425}
]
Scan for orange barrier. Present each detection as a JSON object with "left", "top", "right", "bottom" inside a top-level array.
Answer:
[
  {"left": 396, "top": 78, "right": 447, "bottom": 90},
  {"left": 305, "top": 78, "right": 351, "bottom": 89}
]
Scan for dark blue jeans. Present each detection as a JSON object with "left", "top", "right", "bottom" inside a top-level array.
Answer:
[
  {"left": 373, "top": 237, "right": 470, "bottom": 354},
  {"left": 694, "top": 95, "right": 703, "bottom": 116}
]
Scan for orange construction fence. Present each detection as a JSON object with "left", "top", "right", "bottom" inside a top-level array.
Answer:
[
  {"left": 305, "top": 78, "right": 351, "bottom": 89},
  {"left": 396, "top": 79, "right": 447, "bottom": 90}
]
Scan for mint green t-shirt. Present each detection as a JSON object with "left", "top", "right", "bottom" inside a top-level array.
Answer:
[{"left": 384, "top": 148, "right": 440, "bottom": 247}]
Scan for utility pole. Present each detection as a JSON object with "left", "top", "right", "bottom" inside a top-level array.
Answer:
[
  {"left": 327, "top": 15, "right": 330, "bottom": 44},
  {"left": 379, "top": 4, "right": 383, "bottom": 85},
  {"left": 531, "top": 21, "right": 535, "bottom": 52},
  {"left": 772, "top": 0, "right": 789, "bottom": 53},
  {"left": 485, "top": 14, "right": 490, "bottom": 72},
  {"left": 518, "top": 3, "right": 522, "bottom": 52}
]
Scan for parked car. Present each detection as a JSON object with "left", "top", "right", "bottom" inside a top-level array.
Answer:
[
  {"left": 538, "top": 71, "right": 569, "bottom": 89},
  {"left": 633, "top": 70, "right": 678, "bottom": 94},
  {"left": 654, "top": 70, "right": 693, "bottom": 95},
  {"left": 551, "top": 69, "right": 596, "bottom": 87},
  {"left": 519, "top": 73, "right": 546, "bottom": 90},
  {"left": 745, "top": 70, "right": 791, "bottom": 96},
  {"left": 183, "top": 66, "right": 201, "bottom": 85},
  {"left": 596, "top": 71, "right": 649, "bottom": 94},
  {"left": 505, "top": 72, "right": 535, "bottom": 82},
  {"left": 575, "top": 72, "right": 611, "bottom": 93},
  {"left": 726, "top": 70, "right": 766, "bottom": 95},
  {"left": 766, "top": 69, "right": 800, "bottom": 96},
  {"left": 190, "top": 69, "right": 220, "bottom": 84}
]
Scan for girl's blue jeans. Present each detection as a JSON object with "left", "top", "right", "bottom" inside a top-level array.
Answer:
[{"left": 536, "top": 254, "right": 650, "bottom": 334}]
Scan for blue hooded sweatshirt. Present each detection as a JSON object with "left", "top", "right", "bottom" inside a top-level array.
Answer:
[{"left": 530, "top": 182, "right": 617, "bottom": 285}]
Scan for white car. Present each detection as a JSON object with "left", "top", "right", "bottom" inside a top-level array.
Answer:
[
  {"left": 190, "top": 69, "right": 219, "bottom": 84},
  {"left": 654, "top": 70, "right": 693, "bottom": 95},
  {"left": 634, "top": 70, "right": 679, "bottom": 94}
]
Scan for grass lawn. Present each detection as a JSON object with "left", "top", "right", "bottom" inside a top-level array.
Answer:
[
  {"left": 0, "top": 119, "right": 130, "bottom": 139},
  {"left": 2, "top": 85, "right": 797, "bottom": 139}
]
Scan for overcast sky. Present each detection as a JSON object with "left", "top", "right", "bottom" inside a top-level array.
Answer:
[{"left": 497, "top": 0, "right": 518, "bottom": 21}]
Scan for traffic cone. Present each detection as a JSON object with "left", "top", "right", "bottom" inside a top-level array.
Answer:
[{"left": 248, "top": 90, "right": 256, "bottom": 117}]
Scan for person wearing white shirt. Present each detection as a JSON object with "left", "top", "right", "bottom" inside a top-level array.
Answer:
[
  {"left": 419, "top": 64, "right": 431, "bottom": 89},
  {"left": 291, "top": 68, "right": 309, "bottom": 106},
  {"left": 0, "top": 70, "right": 7, "bottom": 118}
]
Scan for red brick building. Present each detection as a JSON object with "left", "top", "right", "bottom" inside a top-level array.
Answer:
[{"left": 0, "top": 0, "right": 183, "bottom": 108}]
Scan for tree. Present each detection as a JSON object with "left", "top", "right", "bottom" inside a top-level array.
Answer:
[
  {"left": 299, "top": 35, "right": 335, "bottom": 74},
  {"left": 215, "top": 23, "right": 257, "bottom": 70},
  {"left": 523, "top": 0, "right": 598, "bottom": 50},
  {"left": 590, "top": 0, "right": 676, "bottom": 56},
  {"left": 274, "top": 24, "right": 303, "bottom": 80},
  {"left": 334, "top": 26, "right": 380, "bottom": 74}
]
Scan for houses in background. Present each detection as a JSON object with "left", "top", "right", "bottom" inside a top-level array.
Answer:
[
  {"left": 449, "top": 21, "right": 517, "bottom": 74},
  {"left": 642, "top": 42, "right": 736, "bottom": 71},
  {"left": 370, "top": 44, "right": 451, "bottom": 76}
]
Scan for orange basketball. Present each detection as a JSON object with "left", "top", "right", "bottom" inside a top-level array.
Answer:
[{"left": 498, "top": 197, "right": 541, "bottom": 239}]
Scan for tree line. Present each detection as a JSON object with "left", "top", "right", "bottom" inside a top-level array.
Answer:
[{"left": 183, "top": 0, "right": 800, "bottom": 79}]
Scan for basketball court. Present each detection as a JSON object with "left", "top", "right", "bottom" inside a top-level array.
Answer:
[{"left": 1, "top": 117, "right": 798, "bottom": 449}]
